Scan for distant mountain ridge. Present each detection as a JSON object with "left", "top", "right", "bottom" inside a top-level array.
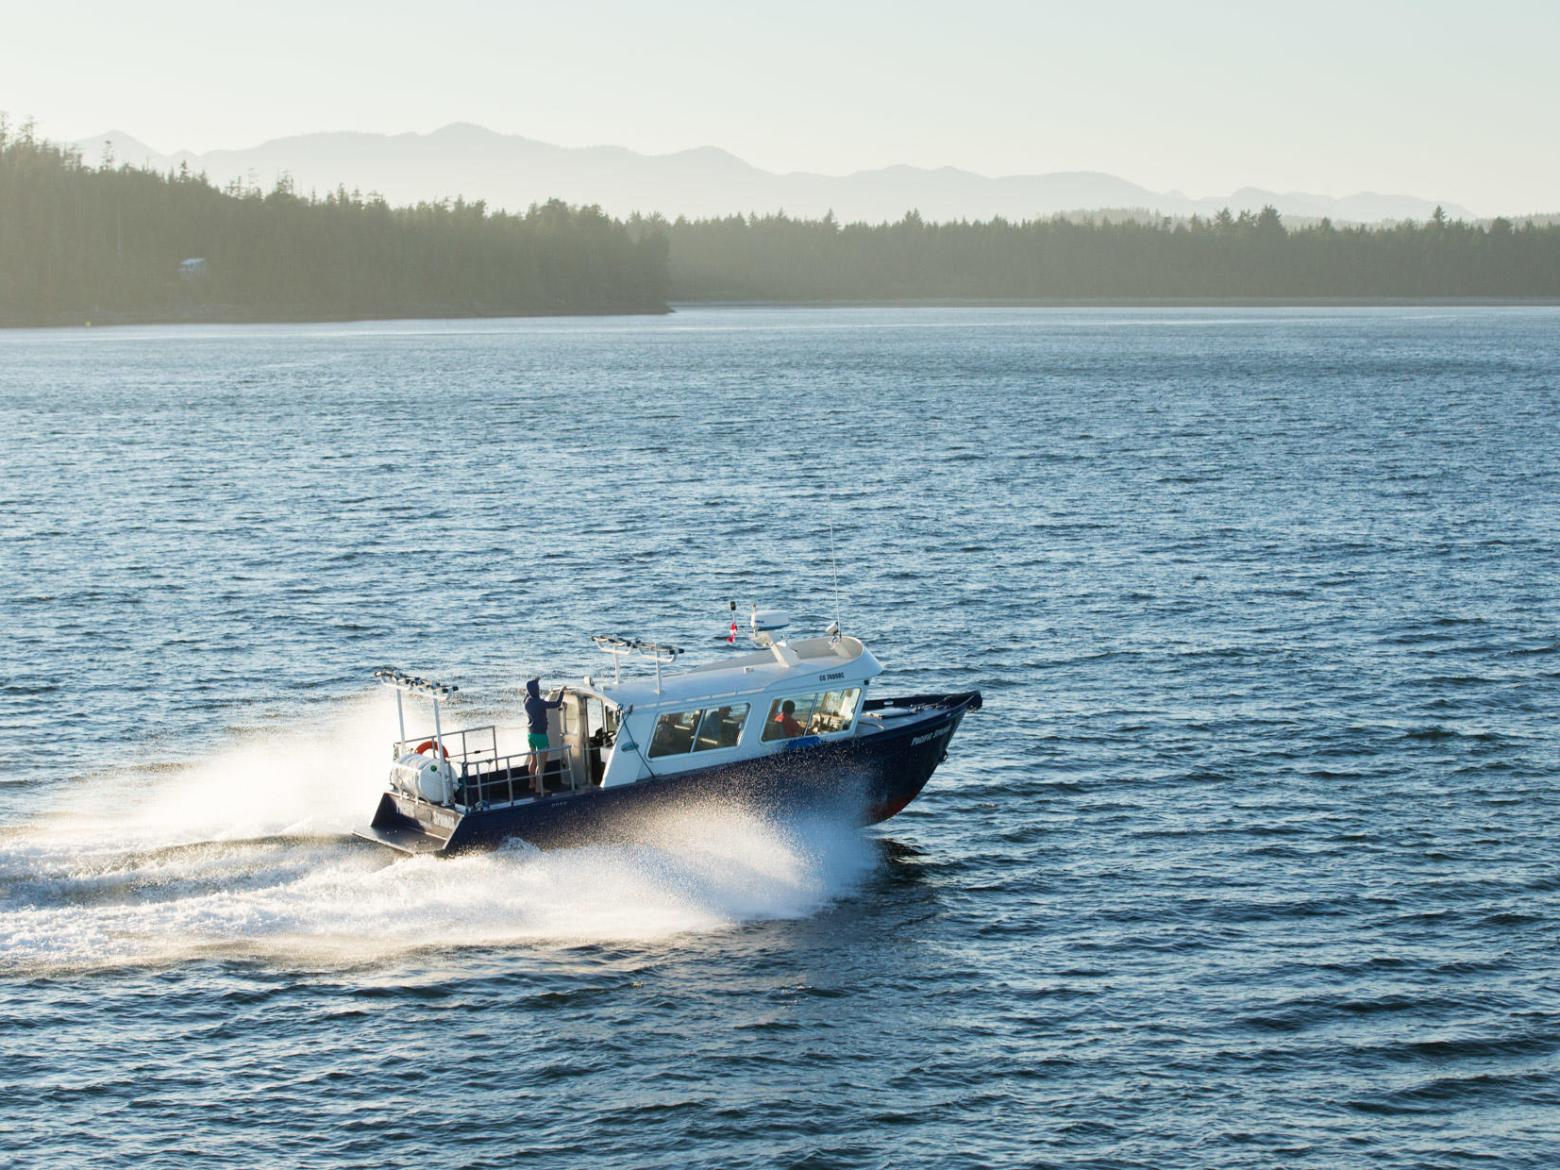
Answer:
[{"left": 78, "top": 123, "right": 1479, "bottom": 224}]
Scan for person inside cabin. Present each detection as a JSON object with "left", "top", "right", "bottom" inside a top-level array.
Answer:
[
  {"left": 774, "top": 699, "right": 805, "bottom": 738},
  {"left": 696, "top": 706, "right": 739, "bottom": 749},
  {"left": 525, "top": 678, "right": 565, "bottom": 778},
  {"left": 651, "top": 716, "right": 683, "bottom": 756}
]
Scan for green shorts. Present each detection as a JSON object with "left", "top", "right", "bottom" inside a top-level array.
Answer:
[{"left": 528, "top": 732, "right": 550, "bottom": 752}]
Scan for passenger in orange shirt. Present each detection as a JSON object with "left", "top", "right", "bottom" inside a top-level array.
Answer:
[{"left": 775, "top": 699, "right": 805, "bottom": 738}]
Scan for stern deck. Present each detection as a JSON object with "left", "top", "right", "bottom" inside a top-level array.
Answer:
[{"left": 353, "top": 822, "right": 450, "bottom": 855}]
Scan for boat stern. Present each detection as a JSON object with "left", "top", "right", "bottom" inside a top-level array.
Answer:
[{"left": 353, "top": 791, "right": 461, "bottom": 856}]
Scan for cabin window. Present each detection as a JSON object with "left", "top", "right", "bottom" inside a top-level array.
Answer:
[
  {"left": 761, "top": 688, "right": 862, "bottom": 742},
  {"left": 693, "top": 703, "right": 750, "bottom": 751},
  {"left": 762, "top": 694, "right": 820, "bottom": 741},
  {"left": 648, "top": 709, "right": 702, "bottom": 757},
  {"left": 808, "top": 688, "right": 861, "bottom": 735}
]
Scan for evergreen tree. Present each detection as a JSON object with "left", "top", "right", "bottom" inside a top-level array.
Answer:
[{"left": 0, "top": 132, "right": 669, "bottom": 325}]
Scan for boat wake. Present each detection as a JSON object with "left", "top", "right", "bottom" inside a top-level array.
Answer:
[{"left": 0, "top": 699, "right": 878, "bottom": 974}]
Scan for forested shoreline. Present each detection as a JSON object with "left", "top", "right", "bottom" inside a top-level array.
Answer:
[
  {"left": 659, "top": 209, "right": 1560, "bottom": 301},
  {"left": 0, "top": 127, "right": 668, "bottom": 325},
  {"left": 3, "top": 122, "right": 1558, "bottom": 327}
]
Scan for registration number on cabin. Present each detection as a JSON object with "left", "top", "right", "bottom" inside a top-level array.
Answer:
[{"left": 818, "top": 670, "right": 845, "bottom": 682}]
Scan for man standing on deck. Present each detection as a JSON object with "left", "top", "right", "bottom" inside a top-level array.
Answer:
[{"left": 525, "top": 678, "right": 564, "bottom": 781}]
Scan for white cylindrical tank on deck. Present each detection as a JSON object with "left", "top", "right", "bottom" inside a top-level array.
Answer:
[{"left": 391, "top": 752, "right": 455, "bottom": 804}]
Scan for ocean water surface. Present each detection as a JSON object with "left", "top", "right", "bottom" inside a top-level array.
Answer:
[{"left": 2, "top": 306, "right": 1558, "bottom": 1167}]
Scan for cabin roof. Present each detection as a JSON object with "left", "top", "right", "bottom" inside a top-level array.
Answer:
[{"left": 587, "top": 635, "right": 877, "bottom": 708}]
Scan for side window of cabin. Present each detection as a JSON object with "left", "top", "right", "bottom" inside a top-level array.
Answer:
[
  {"left": 693, "top": 703, "right": 749, "bottom": 751},
  {"left": 649, "top": 709, "right": 702, "bottom": 757},
  {"left": 762, "top": 694, "right": 820, "bottom": 741},
  {"left": 809, "top": 688, "right": 861, "bottom": 735}
]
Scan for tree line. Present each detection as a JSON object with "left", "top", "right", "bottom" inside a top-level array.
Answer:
[
  {"left": 0, "top": 122, "right": 668, "bottom": 325},
  {"left": 655, "top": 206, "right": 1560, "bottom": 301},
  {"left": 4, "top": 119, "right": 1557, "bottom": 326}
]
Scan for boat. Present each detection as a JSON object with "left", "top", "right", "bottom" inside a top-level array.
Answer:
[{"left": 353, "top": 611, "right": 981, "bottom": 855}]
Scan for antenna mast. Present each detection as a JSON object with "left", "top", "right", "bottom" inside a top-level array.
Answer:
[{"left": 827, "top": 492, "right": 842, "bottom": 634}]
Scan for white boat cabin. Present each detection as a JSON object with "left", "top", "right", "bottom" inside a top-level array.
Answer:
[{"left": 555, "top": 634, "right": 883, "bottom": 788}]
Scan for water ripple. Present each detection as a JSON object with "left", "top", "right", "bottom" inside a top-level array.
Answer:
[{"left": 2, "top": 306, "right": 1558, "bottom": 1168}]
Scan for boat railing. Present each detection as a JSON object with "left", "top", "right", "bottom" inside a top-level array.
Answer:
[
  {"left": 862, "top": 691, "right": 984, "bottom": 714},
  {"left": 454, "top": 744, "right": 580, "bottom": 810},
  {"left": 394, "top": 724, "right": 501, "bottom": 768}
]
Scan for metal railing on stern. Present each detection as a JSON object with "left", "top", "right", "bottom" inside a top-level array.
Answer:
[
  {"left": 454, "top": 745, "right": 580, "bottom": 810},
  {"left": 393, "top": 724, "right": 501, "bottom": 770}
]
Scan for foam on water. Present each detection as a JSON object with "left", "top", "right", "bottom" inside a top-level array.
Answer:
[{"left": 0, "top": 700, "right": 877, "bottom": 972}]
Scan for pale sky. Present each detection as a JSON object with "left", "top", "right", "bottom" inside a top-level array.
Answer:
[{"left": 5, "top": 0, "right": 1557, "bottom": 215}]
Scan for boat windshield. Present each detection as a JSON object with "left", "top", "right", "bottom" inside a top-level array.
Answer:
[{"left": 761, "top": 687, "right": 861, "bottom": 741}]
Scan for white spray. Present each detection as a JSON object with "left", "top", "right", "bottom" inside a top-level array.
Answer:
[{"left": 0, "top": 697, "right": 877, "bottom": 973}]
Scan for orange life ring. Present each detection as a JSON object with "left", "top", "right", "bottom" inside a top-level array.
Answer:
[{"left": 413, "top": 739, "right": 450, "bottom": 759}]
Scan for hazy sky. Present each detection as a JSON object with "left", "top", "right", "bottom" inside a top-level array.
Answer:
[{"left": 5, "top": 0, "right": 1557, "bottom": 214}]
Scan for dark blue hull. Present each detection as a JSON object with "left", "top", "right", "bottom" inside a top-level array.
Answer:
[{"left": 356, "top": 692, "right": 981, "bottom": 855}]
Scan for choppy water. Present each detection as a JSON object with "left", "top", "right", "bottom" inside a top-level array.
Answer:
[{"left": 3, "top": 306, "right": 1559, "bottom": 1168}]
